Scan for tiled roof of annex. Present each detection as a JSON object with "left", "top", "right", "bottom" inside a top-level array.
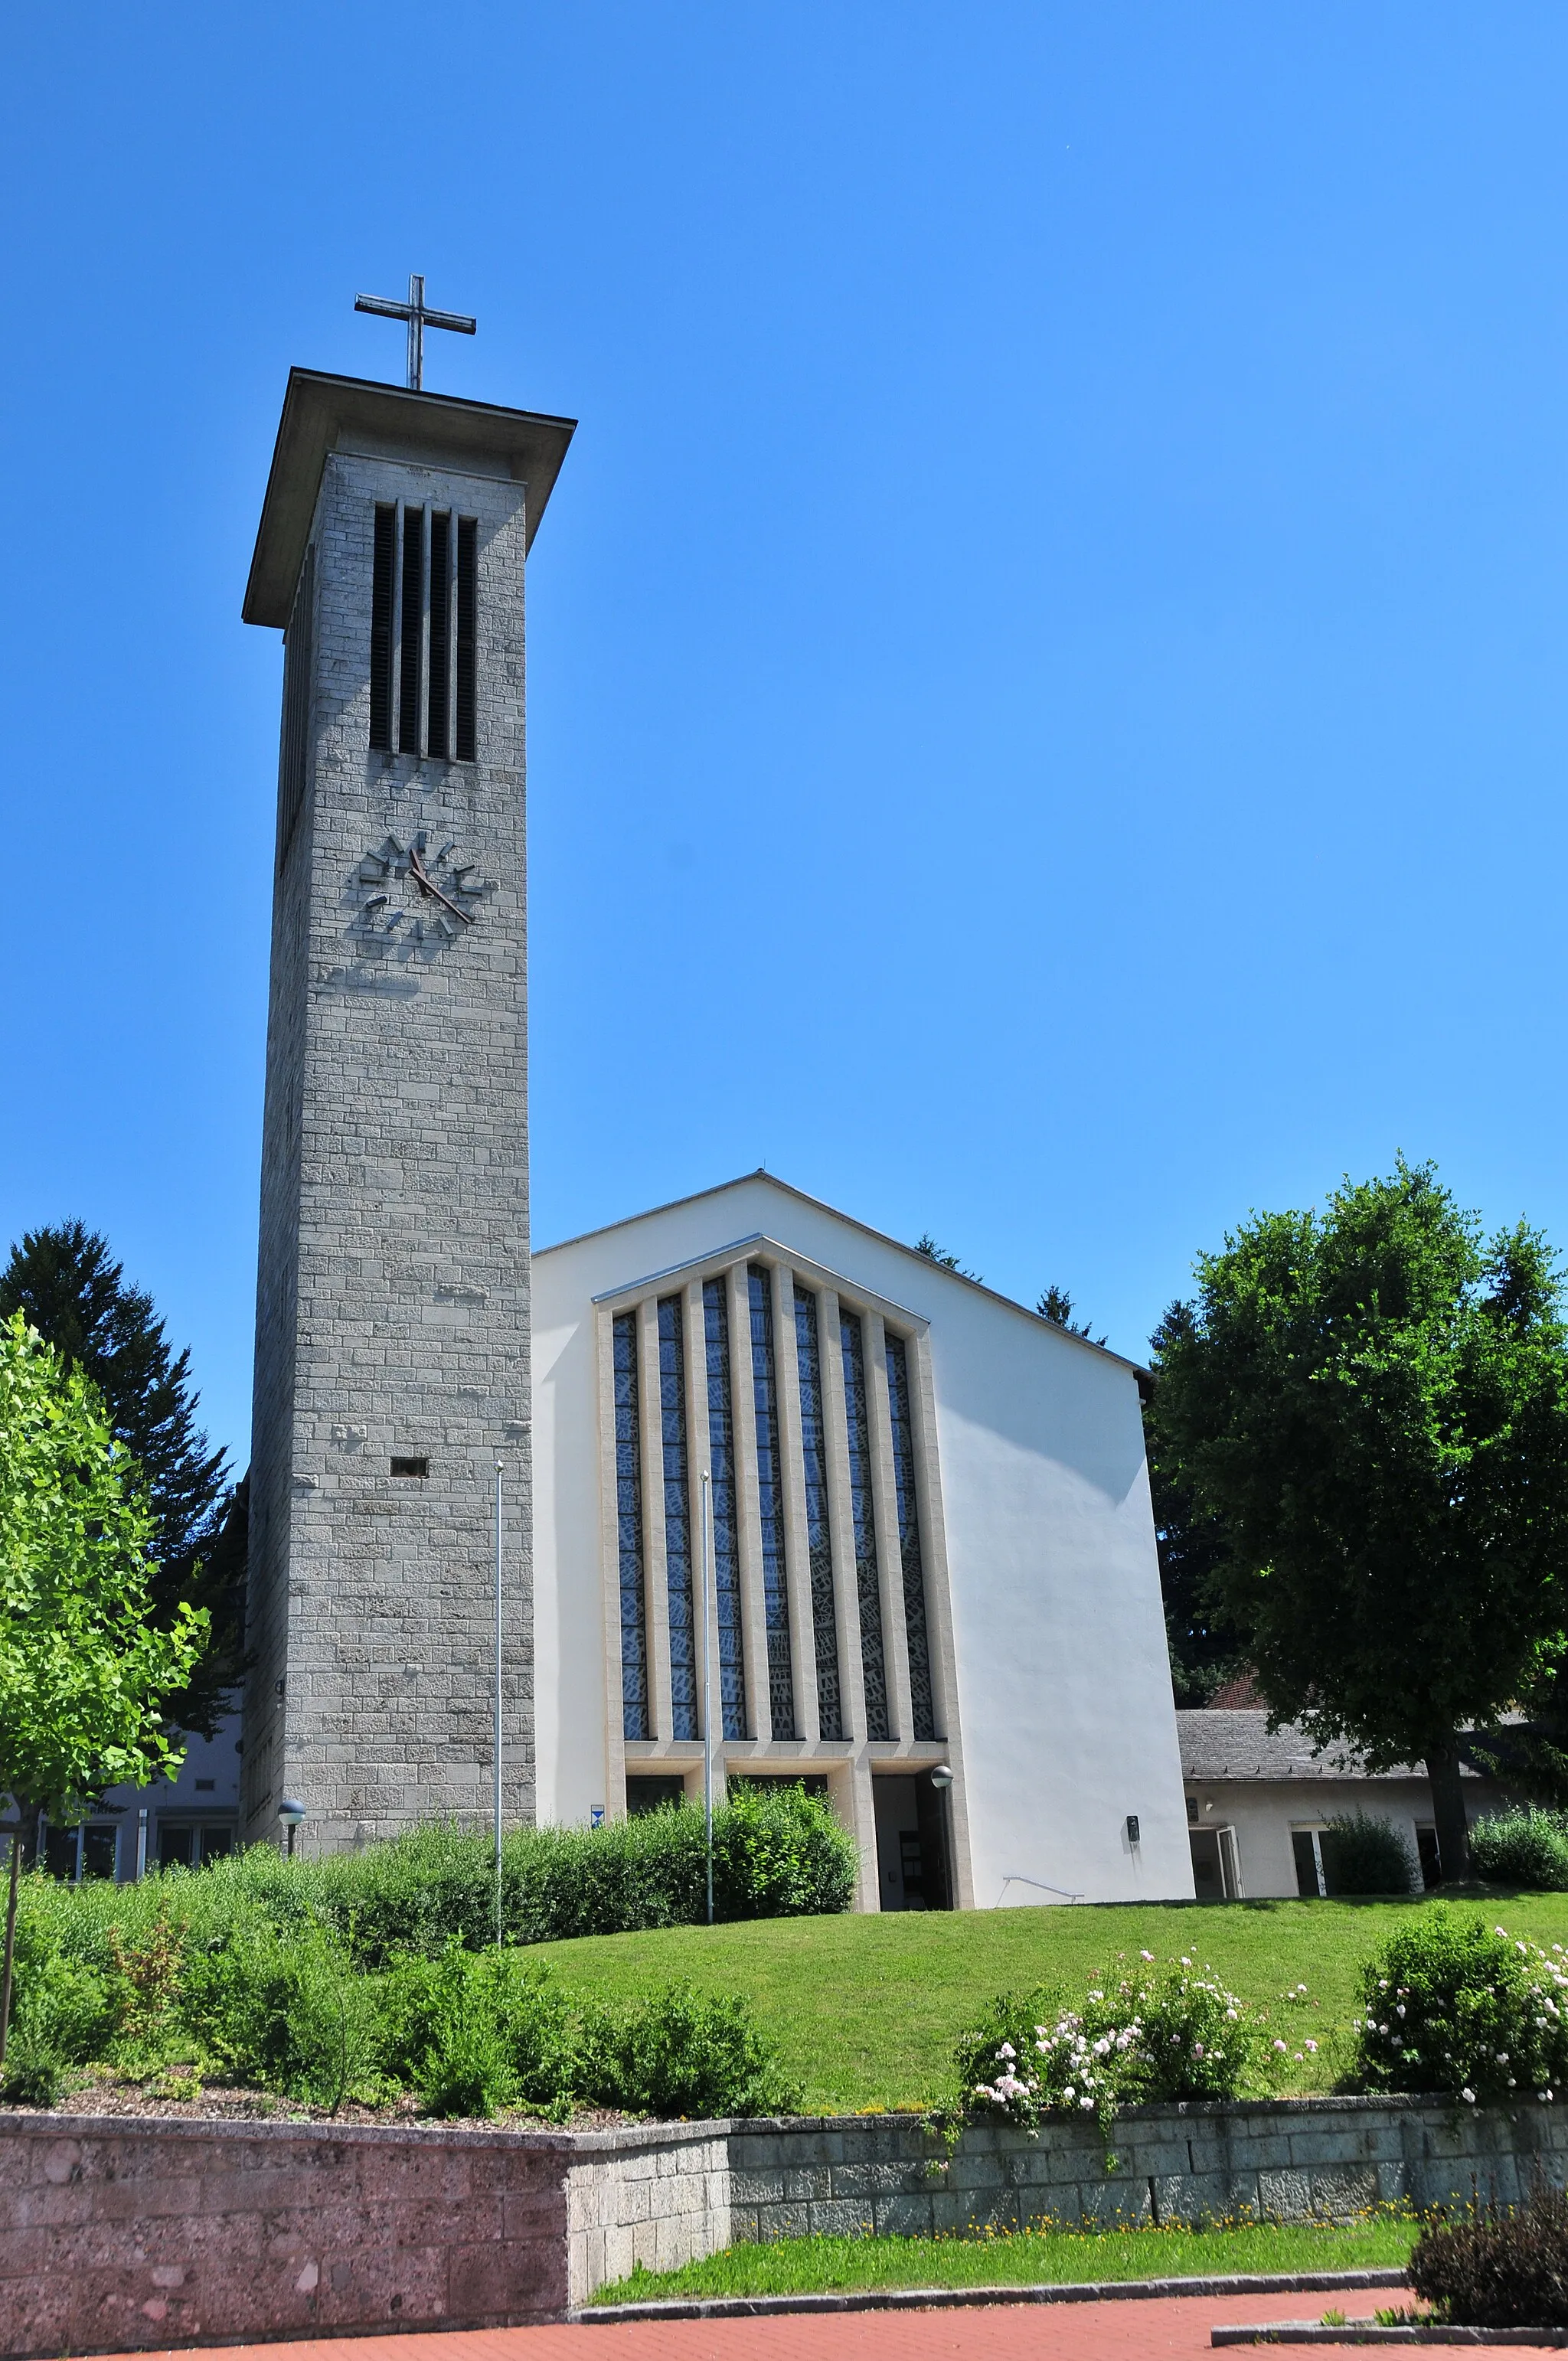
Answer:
[{"left": 1175, "top": 1708, "right": 1486, "bottom": 1785}]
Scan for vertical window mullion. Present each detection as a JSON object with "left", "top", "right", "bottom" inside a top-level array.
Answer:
[
  {"left": 398, "top": 504, "right": 424, "bottom": 754},
  {"left": 659, "top": 1296, "right": 697, "bottom": 1741},
  {"left": 427, "top": 511, "right": 452, "bottom": 759},
  {"left": 456, "top": 515, "right": 477, "bottom": 760},
  {"left": 886, "top": 1334, "right": 936, "bottom": 1741},
  {"left": 748, "top": 1263, "right": 796, "bottom": 1739},
  {"left": 840, "top": 1309, "right": 889, "bottom": 1739},
  {"left": 369, "top": 505, "right": 395, "bottom": 751},
  {"left": 703, "top": 1278, "right": 749, "bottom": 1739},
  {"left": 792, "top": 1285, "right": 844, "bottom": 1740},
  {"left": 613, "top": 1313, "right": 649, "bottom": 1741}
]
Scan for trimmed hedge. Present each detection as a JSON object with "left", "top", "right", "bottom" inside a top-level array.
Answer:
[{"left": 19, "top": 1786, "right": 857, "bottom": 1971}]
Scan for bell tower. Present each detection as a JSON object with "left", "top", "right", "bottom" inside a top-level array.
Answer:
[{"left": 239, "top": 361, "right": 575, "bottom": 1850}]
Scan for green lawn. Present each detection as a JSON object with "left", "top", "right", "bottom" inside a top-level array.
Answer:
[
  {"left": 591, "top": 2216, "right": 1418, "bottom": 2302},
  {"left": 540, "top": 1891, "right": 1568, "bottom": 2114}
]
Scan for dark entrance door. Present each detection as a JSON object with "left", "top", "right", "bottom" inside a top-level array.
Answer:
[{"left": 874, "top": 1773, "right": 953, "bottom": 1909}]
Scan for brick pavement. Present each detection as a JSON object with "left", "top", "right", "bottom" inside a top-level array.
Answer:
[{"left": 75, "top": 2289, "right": 1523, "bottom": 2361}]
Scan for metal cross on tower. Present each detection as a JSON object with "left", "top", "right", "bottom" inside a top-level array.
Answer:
[{"left": 354, "top": 273, "right": 477, "bottom": 392}]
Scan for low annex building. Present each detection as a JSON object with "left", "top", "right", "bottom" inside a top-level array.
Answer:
[
  {"left": 1178, "top": 1706, "right": 1508, "bottom": 1899},
  {"left": 532, "top": 1171, "right": 1194, "bottom": 1912}
]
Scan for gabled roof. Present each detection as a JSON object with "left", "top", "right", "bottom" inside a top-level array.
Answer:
[
  {"left": 536, "top": 1169, "right": 1146, "bottom": 1376},
  {"left": 1177, "top": 1709, "right": 1488, "bottom": 1784}
]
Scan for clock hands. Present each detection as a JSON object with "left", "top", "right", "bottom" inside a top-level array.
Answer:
[
  {"left": 406, "top": 842, "right": 475, "bottom": 924},
  {"left": 355, "top": 834, "right": 486, "bottom": 952}
]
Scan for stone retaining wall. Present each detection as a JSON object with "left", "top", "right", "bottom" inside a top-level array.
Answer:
[
  {"left": 730, "top": 2095, "right": 1568, "bottom": 2245},
  {"left": 0, "top": 2114, "right": 727, "bottom": 2358},
  {"left": 0, "top": 2097, "right": 1562, "bottom": 2357}
]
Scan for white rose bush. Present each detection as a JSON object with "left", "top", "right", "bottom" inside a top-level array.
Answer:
[
  {"left": 956, "top": 1954, "right": 1275, "bottom": 2138},
  {"left": 1352, "top": 1908, "right": 1568, "bottom": 2109}
]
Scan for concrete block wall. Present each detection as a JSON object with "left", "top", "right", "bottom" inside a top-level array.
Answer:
[
  {"left": 729, "top": 2097, "right": 1568, "bottom": 2243},
  {"left": 565, "top": 2124, "right": 731, "bottom": 2301}
]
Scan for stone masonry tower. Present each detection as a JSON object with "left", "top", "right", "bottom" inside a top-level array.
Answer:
[{"left": 240, "top": 369, "right": 575, "bottom": 1850}]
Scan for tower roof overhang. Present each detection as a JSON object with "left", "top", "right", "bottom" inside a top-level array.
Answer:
[{"left": 243, "top": 367, "right": 577, "bottom": 627}]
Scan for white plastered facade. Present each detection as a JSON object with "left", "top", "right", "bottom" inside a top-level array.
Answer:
[{"left": 532, "top": 1173, "right": 1194, "bottom": 1910}]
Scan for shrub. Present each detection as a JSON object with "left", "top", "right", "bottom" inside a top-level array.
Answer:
[
  {"left": 253, "top": 1791, "right": 855, "bottom": 1962},
  {"left": 181, "top": 1917, "right": 385, "bottom": 2107},
  {"left": 711, "top": 1787, "right": 858, "bottom": 1921},
  {"left": 577, "top": 1981, "right": 799, "bottom": 2120},
  {"left": 0, "top": 1824, "right": 812, "bottom": 2123},
  {"left": 380, "top": 1944, "right": 577, "bottom": 2119},
  {"left": 2, "top": 1794, "right": 857, "bottom": 1981},
  {"left": 1411, "top": 2179, "right": 1568, "bottom": 2327},
  {"left": 1320, "top": 1813, "right": 1418, "bottom": 1896},
  {"left": 105, "top": 1903, "right": 189, "bottom": 2069},
  {"left": 1351, "top": 1909, "right": 1568, "bottom": 2105},
  {"left": 957, "top": 1955, "right": 1266, "bottom": 2135},
  {"left": 1471, "top": 1810, "right": 1568, "bottom": 1893},
  {"left": 0, "top": 1952, "right": 113, "bottom": 2103}
]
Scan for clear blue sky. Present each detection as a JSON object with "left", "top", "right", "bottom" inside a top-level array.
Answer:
[{"left": 5, "top": 5, "right": 1567, "bottom": 1473}]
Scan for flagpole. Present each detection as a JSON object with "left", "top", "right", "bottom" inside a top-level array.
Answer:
[
  {"left": 494, "top": 1458, "right": 504, "bottom": 1947},
  {"left": 701, "top": 1468, "right": 714, "bottom": 1926}
]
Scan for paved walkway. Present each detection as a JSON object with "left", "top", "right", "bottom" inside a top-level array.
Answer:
[{"left": 75, "top": 2291, "right": 1488, "bottom": 2361}]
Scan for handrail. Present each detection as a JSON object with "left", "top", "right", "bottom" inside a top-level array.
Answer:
[{"left": 997, "top": 1872, "right": 1084, "bottom": 1904}]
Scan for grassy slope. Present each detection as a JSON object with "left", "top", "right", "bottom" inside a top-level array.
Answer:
[
  {"left": 592, "top": 2216, "right": 1418, "bottom": 2300},
  {"left": 538, "top": 1892, "right": 1568, "bottom": 2113}
]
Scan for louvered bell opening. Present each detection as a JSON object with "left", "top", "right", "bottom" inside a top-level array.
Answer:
[
  {"left": 455, "top": 515, "right": 477, "bottom": 762},
  {"left": 369, "top": 505, "right": 396, "bottom": 750},
  {"left": 399, "top": 506, "right": 424, "bottom": 753},
  {"left": 427, "top": 511, "right": 452, "bottom": 761}
]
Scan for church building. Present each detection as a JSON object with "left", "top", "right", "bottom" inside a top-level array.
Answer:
[
  {"left": 533, "top": 1172, "right": 1194, "bottom": 1909},
  {"left": 226, "top": 339, "right": 1195, "bottom": 1906}
]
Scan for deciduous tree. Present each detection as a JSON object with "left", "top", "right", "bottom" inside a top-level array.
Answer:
[
  {"left": 0, "top": 1311, "right": 207, "bottom": 2060},
  {"left": 0, "top": 1222, "right": 243, "bottom": 1735},
  {"left": 1147, "top": 1161, "right": 1568, "bottom": 1879}
]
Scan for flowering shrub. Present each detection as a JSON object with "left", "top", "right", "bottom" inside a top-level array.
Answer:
[
  {"left": 1352, "top": 1909, "right": 1568, "bottom": 2108},
  {"left": 956, "top": 1955, "right": 1266, "bottom": 2136}
]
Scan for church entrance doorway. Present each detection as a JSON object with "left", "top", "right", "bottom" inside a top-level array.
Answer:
[{"left": 873, "top": 1773, "right": 953, "bottom": 1911}]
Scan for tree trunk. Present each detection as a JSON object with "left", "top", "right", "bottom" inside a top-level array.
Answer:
[
  {"left": 1425, "top": 1736, "right": 1472, "bottom": 1883},
  {"left": 0, "top": 1827, "right": 22, "bottom": 2074}
]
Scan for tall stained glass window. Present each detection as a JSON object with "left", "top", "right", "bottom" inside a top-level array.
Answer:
[
  {"left": 658, "top": 1296, "right": 697, "bottom": 1740},
  {"left": 703, "top": 1278, "right": 749, "bottom": 1739},
  {"left": 792, "top": 1286, "right": 844, "bottom": 1741},
  {"left": 885, "top": 1333, "right": 936, "bottom": 1740},
  {"left": 747, "top": 1264, "right": 797, "bottom": 1737},
  {"left": 613, "top": 1311, "right": 649, "bottom": 1741},
  {"left": 839, "top": 1309, "right": 889, "bottom": 1739}
]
